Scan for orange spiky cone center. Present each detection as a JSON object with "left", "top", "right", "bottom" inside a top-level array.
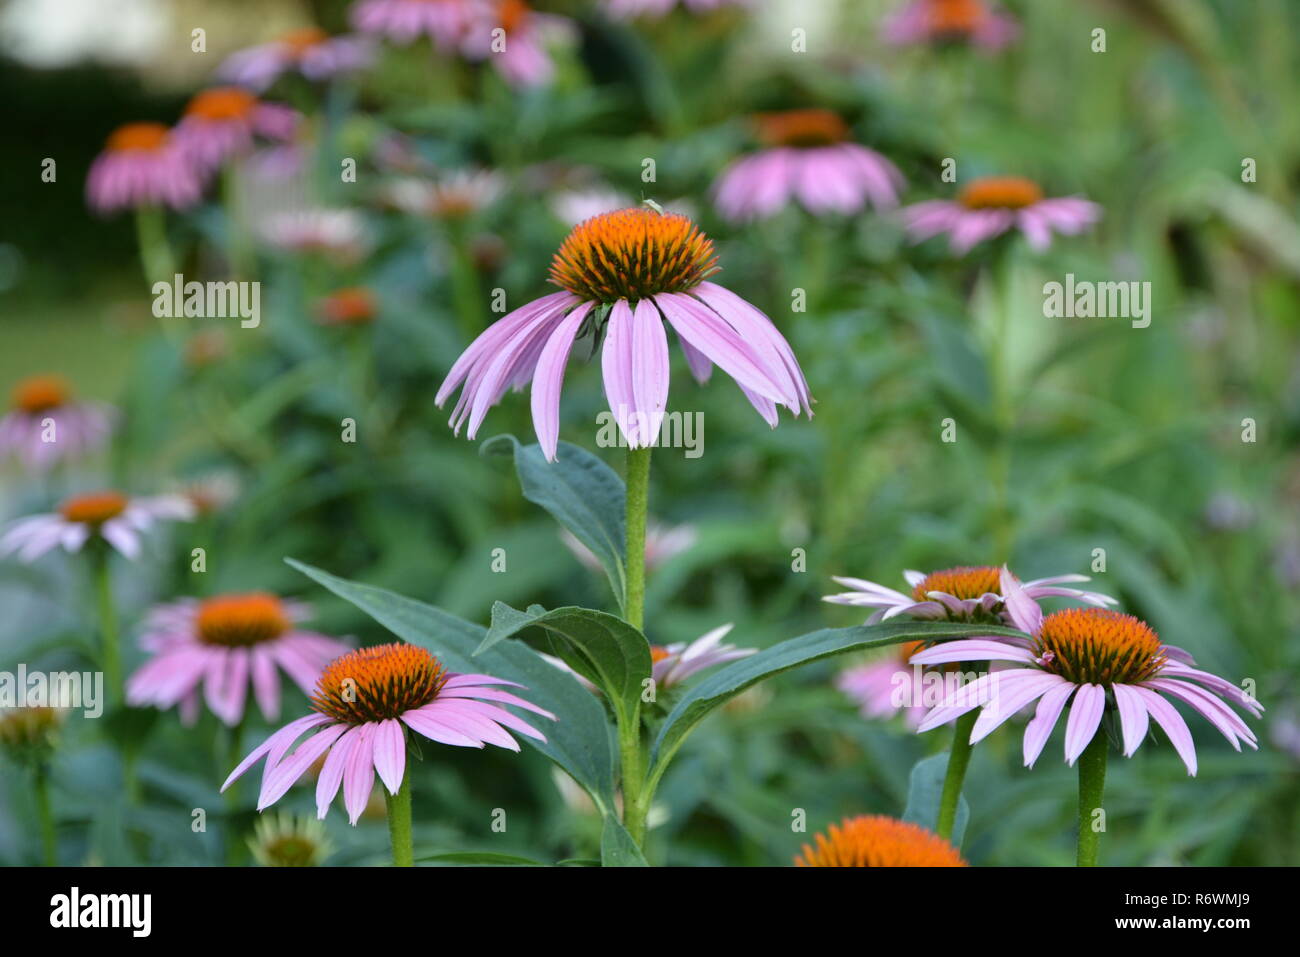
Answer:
[
  {"left": 1033, "top": 608, "right": 1166, "bottom": 686},
  {"left": 312, "top": 642, "right": 448, "bottom": 724},
  {"left": 795, "top": 815, "right": 967, "bottom": 867},
  {"left": 107, "top": 122, "right": 171, "bottom": 153},
  {"left": 911, "top": 565, "right": 1002, "bottom": 602},
  {"left": 958, "top": 176, "right": 1043, "bottom": 210},
  {"left": 197, "top": 593, "right": 291, "bottom": 647},
  {"left": 549, "top": 207, "right": 719, "bottom": 303},
  {"left": 12, "top": 375, "right": 70, "bottom": 413},
  {"left": 754, "top": 109, "right": 849, "bottom": 148},
  {"left": 498, "top": 0, "right": 530, "bottom": 34},
  {"left": 926, "top": 0, "right": 990, "bottom": 36},
  {"left": 186, "top": 87, "right": 259, "bottom": 122},
  {"left": 59, "top": 491, "right": 128, "bottom": 526}
]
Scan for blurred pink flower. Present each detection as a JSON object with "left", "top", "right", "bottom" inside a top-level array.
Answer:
[
  {"left": 901, "top": 177, "right": 1101, "bottom": 254},
  {"left": 0, "top": 375, "right": 115, "bottom": 471},
  {"left": 837, "top": 643, "right": 928, "bottom": 726},
  {"left": 257, "top": 208, "right": 370, "bottom": 262},
  {"left": 461, "top": 0, "right": 572, "bottom": 89},
  {"left": 882, "top": 0, "right": 1019, "bottom": 50},
  {"left": 172, "top": 87, "right": 300, "bottom": 177},
  {"left": 437, "top": 207, "right": 811, "bottom": 461},
  {"left": 544, "top": 623, "right": 754, "bottom": 691},
  {"left": 218, "top": 27, "right": 373, "bottom": 90},
  {"left": 127, "top": 594, "right": 351, "bottom": 726},
  {"left": 85, "top": 122, "right": 201, "bottom": 214},
  {"left": 0, "top": 491, "right": 194, "bottom": 562},
  {"left": 714, "top": 109, "right": 904, "bottom": 222},
  {"left": 351, "top": 0, "right": 477, "bottom": 49}
]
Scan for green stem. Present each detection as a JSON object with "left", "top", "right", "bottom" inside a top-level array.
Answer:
[
  {"left": 224, "top": 721, "right": 245, "bottom": 865},
  {"left": 619, "top": 717, "right": 649, "bottom": 847},
  {"left": 449, "top": 224, "right": 486, "bottom": 343},
  {"left": 988, "top": 255, "right": 1016, "bottom": 562},
  {"left": 385, "top": 769, "right": 414, "bottom": 867},
  {"left": 624, "top": 446, "right": 652, "bottom": 629},
  {"left": 936, "top": 704, "right": 978, "bottom": 841},
  {"left": 34, "top": 764, "right": 56, "bottom": 866},
  {"left": 1076, "top": 730, "right": 1109, "bottom": 867},
  {"left": 134, "top": 204, "right": 174, "bottom": 286},
  {"left": 91, "top": 547, "right": 121, "bottom": 703}
]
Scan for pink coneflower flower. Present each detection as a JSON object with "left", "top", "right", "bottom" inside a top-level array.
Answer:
[
  {"left": 604, "top": 0, "right": 750, "bottom": 17},
  {"left": 383, "top": 169, "right": 504, "bottom": 219},
  {"left": 0, "top": 375, "right": 115, "bottom": 471},
  {"left": 461, "top": 0, "right": 569, "bottom": 89},
  {"left": 0, "top": 491, "right": 194, "bottom": 562},
  {"left": 316, "top": 287, "right": 379, "bottom": 327},
  {"left": 221, "top": 642, "right": 554, "bottom": 824},
  {"left": 436, "top": 206, "right": 812, "bottom": 461},
  {"left": 901, "top": 177, "right": 1101, "bottom": 254},
  {"left": 910, "top": 569, "right": 1263, "bottom": 773},
  {"left": 561, "top": 520, "right": 695, "bottom": 573},
  {"left": 796, "top": 815, "right": 967, "bottom": 867},
  {"left": 126, "top": 593, "right": 351, "bottom": 726},
  {"left": 714, "top": 109, "right": 905, "bottom": 222},
  {"left": 544, "top": 623, "right": 754, "bottom": 692},
  {"left": 837, "top": 641, "right": 929, "bottom": 726},
  {"left": 350, "top": 0, "right": 477, "bottom": 49},
  {"left": 172, "top": 87, "right": 300, "bottom": 177},
  {"left": 257, "top": 208, "right": 369, "bottom": 262},
  {"left": 882, "top": 0, "right": 1019, "bottom": 50},
  {"left": 176, "top": 471, "right": 242, "bottom": 517},
  {"left": 824, "top": 565, "right": 1116, "bottom": 625},
  {"left": 85, "top": 122, "right": 202, "bottom": 214},
  {"left": 218, "top": 27, "right": 372, "bottom": 91}
]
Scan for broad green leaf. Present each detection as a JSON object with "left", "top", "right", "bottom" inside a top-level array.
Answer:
[
  {"left": 481, "top": 435, "right": 627, "bottom": 611},
  {"left": 287, "top": 559, "right": 618, "bottom": 814},
  {"left": 648, "top": 621, "right": 1026, "bottom": 786},
  {"left": 600, "top": 814, "right": 648, "bottom": 867},
  {"left": 902, "top": 753, "right": 969, "bottom": 847},
  {"left": 479, "top": 602, "right": 652, "bottom": 731}
]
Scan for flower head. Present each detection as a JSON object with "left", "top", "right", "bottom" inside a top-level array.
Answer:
[
  {"left": 901, "top": 176, "right": 1101, "bottom": 254},
  {"left": 219, "top": 27, "right": 372, "bottom": 91},
  {"left": 795, "top": 815, "right": 967, "bottom": 867},
  {"left": 86, "top": 122, "right": 202, "bottom": 214},
  {"left": 909, "top": 568, "right": 1264, "bottom": 773},
  {"left": 437, "top": 206, "right": 812, "bottom": 460},
  {"left": 0, "top": 707, "right": 61, "bottom": 764},
  {"left": 258, "top": 208, "right": 369, "bottom": 262},
  {"left": 0, "top": 491, "right": 194, "bottom": 562},
  {"left": 836, "top": 640, "right": 928, "bottom": 726},
  {"left": 316, "top": 287, "right": 378, "bottom": 327},
  {"left": 248, "top": 811, "right": 334, "bottom": 867},
  {"left": 0, "top": 375, "right": 116, "bottom": 471},
  {"left": 460, "top": 0, "right": 571, "bottom": 89},
  {"left": 350, "top": 0, "right": 477, "bottom": 49},
  {"left": 824, "top": 564, "right": 1115, "bottom": 624},
  {"left": 714, "top": 109, "right": 905, "bottom": 222},
  {"left": 173, "top": 87, "right": 300, "bottom": 176},
  {"left": 127, "top": 593, "right": 351, "bottom": 726},
  {"left": 652, "top": 624, "right": 755, "bottom": 688},
  {"left": 222, "top": 642, "right": 555, "bottom": 824},
  {"left": 882, "top": 0, "right": 1019, "bottom": 50}
]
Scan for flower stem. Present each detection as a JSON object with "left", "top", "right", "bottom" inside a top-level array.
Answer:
[
  {"left": 385, "top": 771, "right": 414, "bottom": 867},
  {"left": 91, "top": 547, "right": 121, "bottom": 703},
  {"left": 936, "top": 705, "right": 978, "bottom": 841},
  {"left": 34, "top": 763, "right": 56, "bottom": 866},
  {"left": 133, "top": 204, "right": 174, "bottom": 286},
  {"left": 1076, "top": 729, "right": 1109, "bottom": 867},
  {"left": 624, "top": 446, "right": 652, "bottom": 629}
]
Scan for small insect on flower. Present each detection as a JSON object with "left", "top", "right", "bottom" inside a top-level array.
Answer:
[
  {"left": 909, "top": 568, "right": 1264, "bottom": 773},
  {"left": 85, "top": 123, "right": 203, "bottom": 214},
  {"left": 0, "top": 375, "right": 116, "bottom": 471},
  {"left": 714, "top": 109, "right": 905, "bottom": 222},
  {"left": 218, "top": 27, "right": 373, "bottom": 91},
  {"left": 172, "top": 87, "right": 300, "bottom": 177},
  {"left": 795, "top": 815, "right": 967, "bottom": 867},
  {"left": 901, "top": 176, "right": 1101, "bottom": 254},
  {"left": 222, "top": 642, "right": 555, "bottom": 824},
  {"left": 350, "top": 0, "right": 478, "bottom": 50},
  {"left": 437, "top": 206, "right": 812, "bottom": 461},
  {"left": 0, "top": 491, "right": 194, "bottom": 563},
  {"left": 126, "top": 594, "right": 352, "bottom": 726},
  {"left": 882, "top": 0, "right": 1019, "bottom": 50}
]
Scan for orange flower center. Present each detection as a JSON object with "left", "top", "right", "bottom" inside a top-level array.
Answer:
[
  {"left": 1033, "top": 608, "right": 1166, "bottom": 686},
  {"left": 318, "top": 287, "right": 376, "bottom": 326},
  {"left": 754, "top": 109, "right": 849, "bottom": 148},
  {"left": 795, "top": 815, "right": 967, "bottom": 867},
  {"left": 912, "top": 565, "right": 1002, "bottom": 602},
  {"left": 185, "top": 87, "right": 259, "bottom": 122},
  {"left": 12, "top": 375, "right": 70, "bottom": 413},
  {"left": 312, "top": 643, "right": 448, "bottom": 724},
  {"left": 925, "top": 0, "right": 990, "bottom": 36},
  {"left": 107, "top": 122, "right": 171, "bottom": 153},
  {"left": 549, "top": 207, "right": 720, "bottom": 303},
  {"left": 498, "top": 0, "right": 532, "bottom": 34},
  {"left": 0, "top": 707, "right": 60, "bottom": 750},
  {"left": 59, "top": 491, "right": 128, "bottom": 526},
  {"left": 650, "top": 646, "right": 673, "bottom": 664},
  {"left": 280, "top": 27, "right": 328, "bottom": 55},
  {"left": 197, "top": 593, "right": 291, "bottom": 647},
  {"left": 958, "top": 177, "right": 1044, "bottom": 210}
]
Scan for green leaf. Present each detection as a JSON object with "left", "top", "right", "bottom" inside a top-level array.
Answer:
[
  {"left": 648, "top": 620, "right": 1026, "bottom": 784},
  {"left": 479, "top": 601, "right": 652, "bottom": 732},
  {"left": 902, "top": 753, "right": 969, "bottom": 847},
  {"left": 286, "top": 559, "right": 619, "bottom": 815},
  {"left": 416, "top": 851, "right": 543, "bottom": 866},
  {"left": 481, "top": 435, "right": 627, "bottom": 612},
  {"left": 600, "top": 814, "right": 648, "bottom": 867}
]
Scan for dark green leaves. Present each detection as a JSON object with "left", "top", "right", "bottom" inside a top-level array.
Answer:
[{"left": 903, "top": 753, "right": 969, "bottom": 847}]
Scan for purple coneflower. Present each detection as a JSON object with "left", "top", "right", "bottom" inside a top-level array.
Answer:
[
  {"left": 257, "top": 208, "right": 369, "bottom": 262},
  {"left": 218, "top": 27, "right": 372, "bottom": 91},
  {"left": 882, "top": 0, "right": 1019, "bottom": 50},
  {"left": 461, "top": 0, "right": 568, "bottom": 89},
  {"left": 824, "top": 564, "right": 1115, "bottom": 625},
  {"left": 126, "top": 593, "right": 351, "bottom": 726},
  {"left": 222, "top": 642, "right": 553, "bottom": 864},
  {"left": 436, "top": 206, "right": 812, "bottom": 461},
  {"left": 714, "top": 109, "right": 904, "bottom": 222},
  {"left": 85, "top": 122, "right": 202, "bottom": 214},
  {"left": 650, "top": 624, "right": 755, "bottom": 688},
  {"left": 796, "top": 815, "right": 967, "bottom": 867},
  {"left": 350, "top": 0, "right": 477, "bottom": 49},
  {"left": 837, "top": 641, "right": 929, "bottom": 726},
  {"left": 0, "top": 375, "right": 115, "bottom": 471},
  {"left": 172, "top": 87, "right": 300, "bottom": 177},
  {"left": 0, "top": 491, "right": 194, "bottom": 562},
  {"left": 901, "top": 177, "right": 1101, "bottom": 254}
]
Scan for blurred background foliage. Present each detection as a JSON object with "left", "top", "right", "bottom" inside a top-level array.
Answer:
[{"left": 0, "top": 0, "right": 1296, "bottom": 866}]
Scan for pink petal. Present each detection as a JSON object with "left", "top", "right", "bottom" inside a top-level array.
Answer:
[
  {"left": 1131, "top": 686, "right": 1198, "bottom": 775},
  {"left": 342, "top": 724, "right": 377, "bottom": 824},
  {"left": 529, "top": 301, "right": 595, "bottom": 461},
  {"left": 1111, "top": 683, "right": 1150, "bottom": 757},
  {"left": 1063, "top": 683, "right": 1106, "bottom": 765},
  {"left": 371, "top": 718, "right": 407, "bottom": 795},
  {"left": 970, "top": 672, "right": 1066, "bottom": 744},
  {"left": 1022, "top": 682, "right": 1075, "bottom": 768},
  {"left": 257, "top": 722, "right": 348, "bottom": 810},
  {"left": 221, "top": 713, "right": 333, "bottom": 792}
]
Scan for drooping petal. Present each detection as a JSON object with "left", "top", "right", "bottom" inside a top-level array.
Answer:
[
  {"left": 909, "top": 639, "right": 1036, "bottom": 666},
  {"left": 316, "top": 725, "right": 360, "bottom": 818},
  {"left": 629, "top": 297, "right": 671, "bottom": 444},
  {"left": 221, "top": 713, "right": 333, "bottom": 792},
  {"left": 1111, "top": 683, "right": 1150, "bottom": 757},
  {"left": 1131, "top": 686, "right": 1198, "bottom": 775},
  {"left": 342, "top": 724, "right": 377, "bottom": 824},
  {"left": 257, "top": 722, "right": 348, "bottom": 811},
  {"left": 1022, "top": 681, "right": 1075, "bottom": 768},
  {"left": 530, "top": 301, "right": 596, "bottom": 461},
  {"left": 969, "top": 672, "right": 1067, "bottom": 744},
  {"left": 999, "top": 565, "right": 1043, "bottom": 636},
  {"left": 371, "top": 718, "right": 407, "bottom": 795},
  {"left": 1063, "top": 683, "right": 1106, "bottom": 765},
  {"left": 653, "top": 293, "right": 787, "bottom": 404}
]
